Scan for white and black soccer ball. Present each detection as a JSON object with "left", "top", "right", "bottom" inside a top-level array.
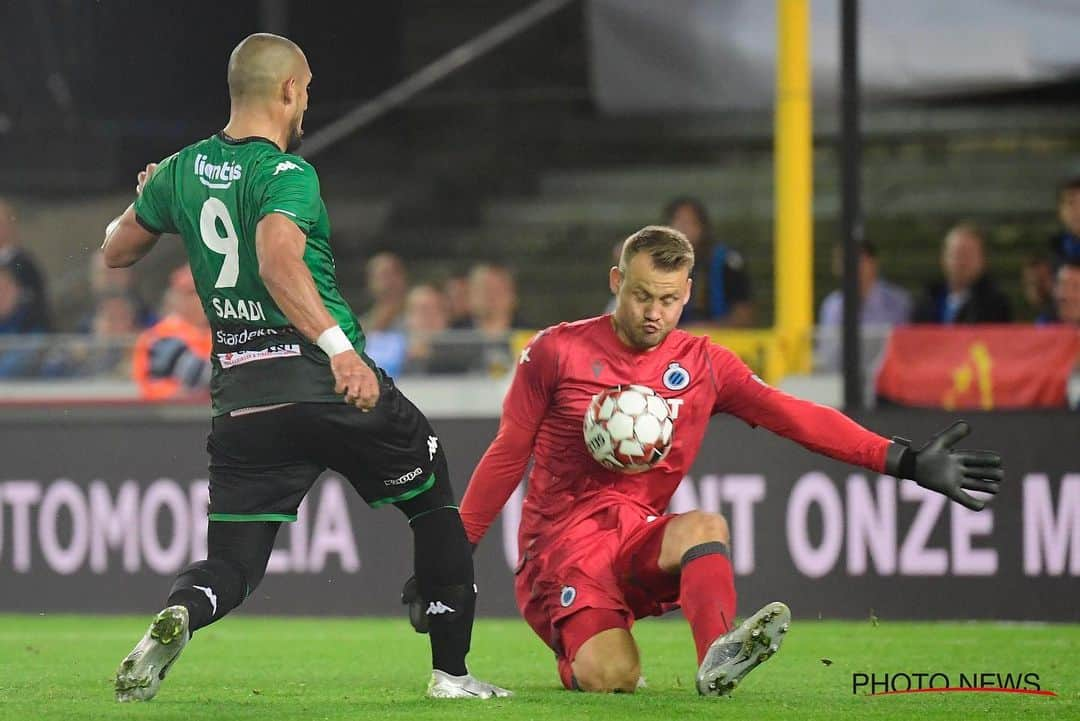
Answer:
[{"left": 583, "top": 385, "right": 674, "bottom": 473}]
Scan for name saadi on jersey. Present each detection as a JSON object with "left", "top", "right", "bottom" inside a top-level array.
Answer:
[
  {"left": 133, "top": 132, "right": 371, "bottom": 416},
  {"left": 210, "top": 296, "right": 267, "bottom": 322}
]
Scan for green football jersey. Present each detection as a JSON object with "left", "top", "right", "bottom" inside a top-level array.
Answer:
[{"left": 134, "top": 132, "right": 371, "bottom": 416}]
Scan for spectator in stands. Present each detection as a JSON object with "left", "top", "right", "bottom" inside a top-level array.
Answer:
[
  {"left": 460, "top": 263, "right": 522, "bottom": 375},
  {"left": 403, "top": 284, "right": 448, "bottom": 374},
  {"left": 1050, "top": 175, "right": 1080, "bottom": 266},
  {"left": 1054, "top": 261, "right": 1080, "bottom": 326},
  {"left": 364, "top": 328, "right": 406, "bottom": 378},
  {"left": 442, "top": 272, "right": 472, "bottom": 329},
  {"left": 43, "top": 293, "right": 140, "bottom": 378},
  {"left": 132, "top": 266, "right": 211, "bottom": 400},
  {"left": 402, "top": 284, "right": 473, "bottom": 375},
  {"left": 360, "top": 252, "right": 409, "bottom": 375},
  {"left": 0, "top": 197, "right": 50, "bottom": 330},
  {"left": 913, "top": 223, "right": 1012, "bottom": 324},
  {"left": 0, "top": 265, "right": 41, "bottom": 335},
  {"left": 361, "top": 251, "right": 408, "bottom": 332},
  {"left": 816, "top": 241, "right": 911, "bottom": 371},
  {"left": 0, "top": 265, "right": 46, "bottom": 377},
  {"left": 1021, "top": 253, "right": 1057, "bottom": 324},
  {"left": 662, "top": 196, "right": 753, "bottom": 326},
  {"left": 79, "top": 251, "right": 155, "bottom": 331},
  {"left": 465, "top": 263, "right": 524, "bottom": 333}
]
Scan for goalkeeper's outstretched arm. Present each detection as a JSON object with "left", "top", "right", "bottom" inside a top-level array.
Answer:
[{"left": 708, "top": 344, "right": 1002, "bottom": 511}]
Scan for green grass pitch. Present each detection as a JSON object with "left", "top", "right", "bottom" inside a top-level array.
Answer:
[{"left": 0, "top": 614, "right": 1075, "bottom": 720}]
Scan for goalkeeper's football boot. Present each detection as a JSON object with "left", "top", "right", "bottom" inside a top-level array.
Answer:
[
  {"left": 696, "top": 601, "right": 790, "bottom": 696},
  {"left": 114, "top": 605, "right": 190, "bottom": 702},
  {"left": 426, "top": 670, "right": 513, "bottom": 699}
]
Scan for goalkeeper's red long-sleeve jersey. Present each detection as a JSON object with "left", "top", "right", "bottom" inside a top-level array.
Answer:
[{"left": 459, "top": 315, "right": 890, "bottom": 554}]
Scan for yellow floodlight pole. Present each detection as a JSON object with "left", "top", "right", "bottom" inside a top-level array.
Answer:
[{"left": 774, "top": 0, "right": 813, "bottom": 373}]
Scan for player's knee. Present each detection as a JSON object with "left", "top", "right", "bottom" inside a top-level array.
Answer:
[
  {"left": 659, "top": 511, "right": 730, "bottom": 571},
  {"left": 696, "top": 511, "right": 730, "bottom": 545},
  {"left": 572, "top": 653, "right": 640, "bottom": 693},
  {"left": 676, "top": 510, "right": 730, "bottom": 547}
]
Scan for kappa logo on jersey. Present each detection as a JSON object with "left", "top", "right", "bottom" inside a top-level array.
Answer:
[
  {"left": 592, "top": 360, "right": 604, "bottom": 378},
  {"left": 520, "top": 328, "right": 550, "bottom": 365},
  {"left": 426, "top": 601, "right": 456, "bottom": 616},
  {"left": 194, "top": 154, "right": 242, "bottom": 189},
  {"left": 217, "top": 344, "right": 301, "bottom": 369},
  {"left": 273, "top": 160, "right": 303, "bottom": 176},
  {"left": 560, "top": 585, "right": 577, "bottom": 608},
  {"left": 663, "top": 362, "right": 691, "bottom": 391},
  {"left": 427, "top": 435, "right": 439, "bottom": 460},
  {"left": 386, "top": 467, "right": 424, "bottom": 487}
]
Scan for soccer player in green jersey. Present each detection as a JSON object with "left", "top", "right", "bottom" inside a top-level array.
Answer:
[{"left": 104, "top": 33, "right": 510, "bottom": 702}]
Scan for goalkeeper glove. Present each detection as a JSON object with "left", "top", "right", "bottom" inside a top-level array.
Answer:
[{"left": 885, "top": 420, "right": 1003, "bottom": 511}]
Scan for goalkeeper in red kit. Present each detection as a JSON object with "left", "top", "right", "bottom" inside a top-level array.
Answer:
[{"left": 404, "top": 226, "right": 1003, "bottom": 695}]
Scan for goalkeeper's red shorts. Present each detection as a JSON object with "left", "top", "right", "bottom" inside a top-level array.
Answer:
[{"left": 514, "top": 502, "right": 681, "bottom": 688}]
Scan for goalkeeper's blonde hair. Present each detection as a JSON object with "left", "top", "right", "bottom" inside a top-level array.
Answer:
[{"left": 619, "top": 225, "right": 695, "bottom": 273}]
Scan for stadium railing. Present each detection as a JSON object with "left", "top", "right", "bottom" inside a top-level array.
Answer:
[{"left": 0, "top": 327, "right": 1076, "bottom": 410}]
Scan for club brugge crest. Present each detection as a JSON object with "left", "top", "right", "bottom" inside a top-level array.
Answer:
[
  {"left": 560, "top": 585, "right": 577, "bottom": 608},
  {"left": 662, "top": 362, "right": 691, "bottom": 391}
]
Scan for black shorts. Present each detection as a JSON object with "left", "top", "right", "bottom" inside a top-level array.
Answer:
[{"left": 206, "top": 379, "right": 448, "bottom": 522}]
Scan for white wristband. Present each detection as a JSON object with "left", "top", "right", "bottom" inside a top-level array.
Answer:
[{"left": 316, "top": 325, "right": 352, "bottom": 357}]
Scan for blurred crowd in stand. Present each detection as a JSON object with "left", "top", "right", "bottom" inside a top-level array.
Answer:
[{"left": 3, "top": 174, "right": 1080, "bottom": 400}]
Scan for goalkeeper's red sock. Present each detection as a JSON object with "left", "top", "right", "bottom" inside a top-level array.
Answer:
[{"left": 679, "top": 542, "right": 737, "bottom": 665}]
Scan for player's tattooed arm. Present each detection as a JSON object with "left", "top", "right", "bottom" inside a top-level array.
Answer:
[
  {"left": 256, "top": 213, "right": 379, "bottom": 410},
  {"left": 255, "top": 213, "right": 337, "bottom": 340}
]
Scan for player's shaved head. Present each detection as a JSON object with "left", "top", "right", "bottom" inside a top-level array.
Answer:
[
  {"left": 224, "top": 33, "right": 311, "bottom": 152},
  {"left": 227, "top": 33, "right": 308, "bottom": 104}
]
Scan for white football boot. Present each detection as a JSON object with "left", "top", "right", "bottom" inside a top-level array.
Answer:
[
  {"left": 426, "top": 670, "right": 513, "bottom": 699},
  {"left": 115, "top": 605, "right": 190, "bottom": 702},
  {"left": 696, "top": 601, "right": 791, "bottom": 696}
]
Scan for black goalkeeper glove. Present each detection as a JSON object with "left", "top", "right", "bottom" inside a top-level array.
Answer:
[
  {"left": 884, "top": 420, "right": 1003, "bottom": 511},
  {"left": 401, "top": 542, "right": 477, "bottom": 634}
]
